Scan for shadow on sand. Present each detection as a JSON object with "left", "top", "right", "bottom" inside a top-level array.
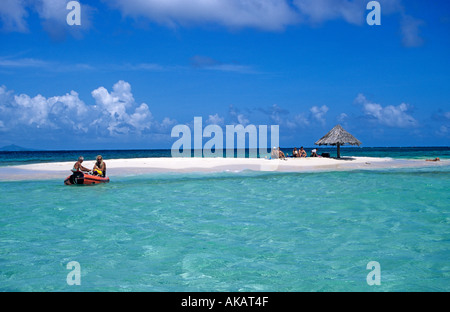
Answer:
[{"left": 331, "top": 157, "right": 357, "bottom": 161}]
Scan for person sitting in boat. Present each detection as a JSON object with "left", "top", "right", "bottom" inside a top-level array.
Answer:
[
  {"left": 92, "top": 155, "right": 106, "bottom": 177},
  {"left": 72, "top": 156, "right": 90, "bottom": 173},
  {"left": 299, "top": 147, "right": 307, "bottom": 158}
]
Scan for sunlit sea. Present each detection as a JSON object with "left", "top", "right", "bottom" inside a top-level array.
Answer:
[{"left": 0, "top": 148, "right": 449, "bottom": 291}]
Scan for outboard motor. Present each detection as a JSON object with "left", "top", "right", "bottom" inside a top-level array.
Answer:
[{"left": 69, "top": 171, "right": 84, "bottom": 185}]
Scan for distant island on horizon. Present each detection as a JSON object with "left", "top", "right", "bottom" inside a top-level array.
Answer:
[{"left": 0, "top": 144, "right": 38, "bottom": 152}]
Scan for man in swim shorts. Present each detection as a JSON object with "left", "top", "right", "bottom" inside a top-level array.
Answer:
[{"left": 72, "top": 156, "right": 90, "bottom": 172}]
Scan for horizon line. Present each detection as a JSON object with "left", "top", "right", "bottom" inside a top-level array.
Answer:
[{"left": 1, "top": 146, "right": 449, "bottom": 152}]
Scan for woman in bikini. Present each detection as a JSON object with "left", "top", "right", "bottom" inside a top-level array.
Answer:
[{"left": 92, "top": 155, "right": 107, "bottom": 177}]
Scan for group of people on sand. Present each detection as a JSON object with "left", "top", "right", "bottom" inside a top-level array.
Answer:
[
  {"left": 292, "top": 147, "right": 307, "bottom": 158},
  {"left": 72, "top": 155, "right": 107, "bottom": 177},
  {"left": 271, "top": 146, "right": 322, "bottom": 159},
  {"left": 293, "top": 147, "right": 322, "bottom": 158}
]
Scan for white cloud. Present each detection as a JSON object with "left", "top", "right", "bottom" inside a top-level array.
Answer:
[
  {"left": 0, "top": 57, "right": 49, "bottom": 68},
  {"left": 0, "top": 0, "right": 93, "bottom": 39},
  {"left": 104, "top": 0, "right": 408, "bottom": 30},
  {"left": 90, "top": 81, "right": 178, "bottom": 136},
  {"left": 0, "top": 56, "right": 166, "bottom": 73},
  {"left": 261, "top": 104, "right": 297, "bottom": 129},
  {"left": 310, "top": 105, "right": 329, "bottom": 126},
  {"left": 14, "top": 93, "right": 56, "bottom": 128},
  {"left": 91, "top": 80, "right": 152, "bottom": 135},
  {"left": 336, "top": 112, "right": 349, "bottom": 127},
  {"left": 0, "top": 85, "right": 14, "bottom": 129},
  {"left": 0, "top": 54, "right": 99, "bottom": 73},
  {"left": 294, "top": 113, "right": 310, "bottom": 127},
  {"left": 355, "top": 93, "right": 418, "bottom": 128},
  {"left": 0, "top": 0, "right": 424, "bottom": 46},
  {"left": 124, "top": 63, "right": 165, "bottom": 71},
  {"left": 293, "top": 0, "right": 423, "bottom": 46},
  {"left": 206, "top": 113, "right": 225, "bottom": 126},
  {"left": 237, "top": 114, "right": 249, "bottom": 126},
  {"left": 153, "top": 117, "right": 177, "bottom": 134},
  {"left": 105, "top": 0, "right": 298, "bottom": 31},
  {"left": 0, "top": 0, "right": 28, "bottom": 32},
  {"left": 0, "top": 85, "right": 90, "bottom": 132},
  {"left": 401, "top": 14, "right": 424, "bottom": 47},
  {"left": 337, "top": 113, "right": 348, "bottom": 123},
  {"left": 229, "top": 105, "right": 250, "bottom": 126},
  {"left": 129, "top": 103, "right": 151, "bottom": 129},
  {"left": 205, "top": 63, "right": 255, "bottom": 74},
  {"left": 293, "top": 0, "right": 404, "bottom": 25},
  {"left": 259, "top": 104, "right": 330, "bottom": 129},
  {"left": 190, "top": 55, "right": 255, "bottom": 74},
  {"left": 47, "top": 91, "right": 90, "bottom": 132},
  {"left": 293, "top": 0, "right": 366, "bottom": 25},
  {"left": 35, "top": 0, "right": 67, "bottom": 20},
  {"left": 0, "top": 81, "right": 175, "bottom": 138},
  {"left": 0, "top": 84, "right": 13, "bottom": 99},
  {"left": 38, "top": 0, "right": 94, "bottom": 40}
]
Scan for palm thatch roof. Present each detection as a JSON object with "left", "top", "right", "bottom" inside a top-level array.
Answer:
[
  {"left": 315, "top": 125, "right": 362, "bottom": 146},
  {"left": 315, "top": 125, "right": 361, "bottom": 158}
]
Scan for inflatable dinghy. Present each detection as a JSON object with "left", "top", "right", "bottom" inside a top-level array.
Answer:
[{"left": 64, "top": 171, "right": 110, "bottom": 185}]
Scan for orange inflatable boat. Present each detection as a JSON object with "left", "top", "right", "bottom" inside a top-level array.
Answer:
[{"left": 64, "top": 171, "right": 110, "bottom": 185}]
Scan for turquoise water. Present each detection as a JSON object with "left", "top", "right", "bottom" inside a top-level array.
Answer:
[{"left": 1, "top": 166, "right": 449, "bottom": 291}]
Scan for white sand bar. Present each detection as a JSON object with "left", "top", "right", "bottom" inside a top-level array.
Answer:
[{"left": 0, "top": 156, "right": 448, "bottom": 181}]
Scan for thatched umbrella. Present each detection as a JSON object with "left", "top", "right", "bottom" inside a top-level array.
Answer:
[{"left": 315, "top": 125, "right": 362, "bottom": 158}]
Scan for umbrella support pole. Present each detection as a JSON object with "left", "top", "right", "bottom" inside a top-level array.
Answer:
[{"left": 337, "top": 143, "right": 341, "bottom": 158}]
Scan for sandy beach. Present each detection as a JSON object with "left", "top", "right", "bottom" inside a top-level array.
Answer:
[{"left": 0, "top": 156, "right": 447, "bottom": 181}]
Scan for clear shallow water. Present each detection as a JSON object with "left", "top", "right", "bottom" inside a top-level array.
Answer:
[{"left": 1, "top": 166, "right": 449, "bottom": 291}]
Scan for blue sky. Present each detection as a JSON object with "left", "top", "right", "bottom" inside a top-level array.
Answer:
[{"left": 0, "top": 0, "right": 449, "bottom": 150}]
